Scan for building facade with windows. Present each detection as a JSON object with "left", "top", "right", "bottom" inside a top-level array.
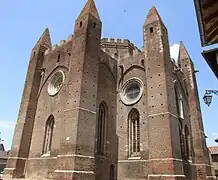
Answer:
[
  {"left": 208, "top": 146, "right": 218, "bottom": 179},
  {"left": 0, "top": 144, "right": 9, "bottom": 174},
  {"left": 4, "top": 0, "right": 215, "bottom": 179}
]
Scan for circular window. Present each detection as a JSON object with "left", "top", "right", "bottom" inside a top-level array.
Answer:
[
  {"left": 120, "top": 78, "right": 144, "bottom": 105},
  {"left": 48, "top": 70, "right": 65, "bottom": 96}
]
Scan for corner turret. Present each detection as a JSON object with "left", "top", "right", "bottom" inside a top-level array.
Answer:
[
  {"left": 78, "top": 0, "right": 100, "bottom": 20},
  {"left": 32, "top": 28, "right": 52, "bottom": 52}
]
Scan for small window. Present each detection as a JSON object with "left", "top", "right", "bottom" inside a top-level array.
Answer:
[
  {"left": 141, "top": 59, "right": 144, "bottom": 66},
  {"left": 93, "top": 22, "right": 96, "bottom": 28},
  {"left": 179, "top": 126, "right": 185, "bottom": 160},
  {"left": 57, "top": 54, "right": 60, "bottom": 63},
  {"left": 110, "top": 164, "right": 115, "bottom": 180},
  {"left": 212, "top": 154, "right": 218, "bottom": 162},
  {"left": 150, "top": 27, "right": 153, "bottom": 33},
  {"left": 184, "top": 126, "right": 190, "bottom": 160},
  {"left": 80, "top": 21, "right": 83, "bottom": 27},
  {"left": 41, "top": 52, "right": 44, "bottom": 56},
  {"left": 119, "top": 65, "right": 124, "bottom": 75}
]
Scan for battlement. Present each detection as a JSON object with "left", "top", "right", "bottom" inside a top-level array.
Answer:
[
  {"left": 101, "top": 38, "right": 131, "bottom": 44},
  {"left": 44, "top": 35, "right": 73, "bottom": 55},
  {"left": 101, "top": 38, "right": 141, "bottom": 52},
  {"left": 101, "top": 38, "right": 142, "bottom": 59}
]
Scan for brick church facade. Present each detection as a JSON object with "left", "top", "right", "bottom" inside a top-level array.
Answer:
[{"left": 3, "top": 0, "right": 215, "bottom": 179}]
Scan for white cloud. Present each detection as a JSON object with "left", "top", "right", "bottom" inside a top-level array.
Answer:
[{"left": 170, "top": 44, "right": 180, "bottom": 62}]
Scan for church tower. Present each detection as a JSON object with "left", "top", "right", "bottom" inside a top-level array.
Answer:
[
  {"left": 55, "top": 0, "right": 102, "bottom": 179},
  {"left": 4, "top": 0, "right": 102, "bottom": 179},
  {"left": 178, "top": 42, "right": 215, "bottom": 179},
  {"left": 4, "top": 29, "right": 52, "bottom": 178},
  {"left": 143, "top": 7, "right": 186, "bottom": 179}
]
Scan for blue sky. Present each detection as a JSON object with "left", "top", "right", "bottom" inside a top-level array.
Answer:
[{"left": 0, "top": 0, "right": 217, "bottom": 150}]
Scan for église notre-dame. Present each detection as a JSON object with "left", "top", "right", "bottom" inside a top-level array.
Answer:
[{"left": 4, "top": 0, "right": 215, "bottom": 179}]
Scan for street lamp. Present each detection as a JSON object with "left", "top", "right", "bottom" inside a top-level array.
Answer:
[{"left": 203, "top": 90, "right": 218, "bottom": 106}]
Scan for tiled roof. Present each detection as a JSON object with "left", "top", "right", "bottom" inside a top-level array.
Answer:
[{"left": 208, "top": 146, "right": 218, "bottom": 154}]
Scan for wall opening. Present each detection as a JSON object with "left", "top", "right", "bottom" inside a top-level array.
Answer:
[
  {"left": 97, "top": 102, "right": 107, "bottom": 155},
  {"left": 128, "top": 108, "right": 140, "bottom": 157},
  {"left": 141, "top": 59, "right": 145, "bottom": 66},
  {"left": 57, "top": 54, "right": 60, "bottom": 63},
  {"left": 42, "top": 115, "right": 55, "bottom": 154},
  {"left": 110, "top": 164, "right": 115, "bottom": 180},
  {"left": 150, "top": 27, "right": 154, "bottom": 33}
]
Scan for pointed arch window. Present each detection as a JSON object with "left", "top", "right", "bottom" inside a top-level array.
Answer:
[
  {"left": 128, "top": 109, "right": 140, "bottom": 157},
  {"left": 43, "top": 115, "right": 55, "bottom": 154},
  {"left": 184, "top": 125, "right": 190, "bottom": 161},
  {"left": 179, "top": 125, "right": 186, "bottom": 160},
  {"left": 175, "top": 83, "right": 184, "bottom": 119},
  {"left": 97, "top": 102, "right": 107, "bottom": 155}
]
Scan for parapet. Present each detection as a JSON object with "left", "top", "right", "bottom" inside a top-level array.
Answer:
[
  {"left": 101, "top": 38, "right": 141, "bottom": 52},
  {"left": 101, "top": 38, "right": 131, "bottom": 45},
  {"left": 44, "top": 35, "right": 73, "bottom": 56}
]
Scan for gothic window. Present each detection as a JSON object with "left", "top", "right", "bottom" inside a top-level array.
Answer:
[
  {"left": 110, "top": 164, "right": 115, "bottom": 180},
  {"left": 174, "top": 83, "right": 184, "bottom": 119},
  {"left": 43, "top": 115, "right": 55, "bottom": 154},
  {"left": 128, "top": 109, "right": 140, "bottom": 157},
  {"left": 179, "top": 125, "right": 185, "bottom": 160},
  {"left": 57, "top": 54, "right": 60, "bottom": 62},
  {"left": 97, "top": 102, "right": 107, "bottom": 155},
  {"left": 184, "top": 125, "right": 190, "bottom": 160}
]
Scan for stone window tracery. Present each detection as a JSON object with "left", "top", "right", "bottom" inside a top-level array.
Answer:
[
  {"left": 175, "top": 83, "right": 184, "bottom": 119},
  {"left": 97, "top": 102, "right": 107, "bottom": 155},
  {"left": 42, "top": 115, "right": 55, "bottom": 154},
  {"left": 128, "top": 109, "right": 140, "bottom": 157}
]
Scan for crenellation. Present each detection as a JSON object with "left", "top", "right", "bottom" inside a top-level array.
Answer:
[
  {"left": 101, "top": 38, "right": 134, "bottom": 46},
  {"left": 123, "top": 39, "right": 130, "bottom": 44},
  {"left": 59, "top": 40, "right": 66, "bottom": 46},
  {"left": 52, "top": 44, "right": 59, "bottom": 51},
  {"left": 66, "top": 35, "right": 73, "bottom": 42}
]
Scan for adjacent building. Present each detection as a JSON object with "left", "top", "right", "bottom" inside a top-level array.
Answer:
[
  {"left": 4, "top": 0, "right": 215, "bottom": 179},
  {"left": 0, "top": 144, "right": 9, "bottom": 173},
  {"left": 209, "top": 146, "right": 218, "bottom": 179},
  {"left": 194, "top": 0, "right": 218, "bottom": 78}
]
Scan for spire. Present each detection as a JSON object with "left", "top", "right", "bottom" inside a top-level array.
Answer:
[
  {"left": 33, "top": 28, "right": 52, "bottom": 50},
  {"left": 144, "top": 6, "right": 164, "bottom": 26},
  {"left": 78, "top": 0, "right": 100, "bottom": 20},
  {"left": 178, "top": 41, "right": 191, "bottom": 61}
]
